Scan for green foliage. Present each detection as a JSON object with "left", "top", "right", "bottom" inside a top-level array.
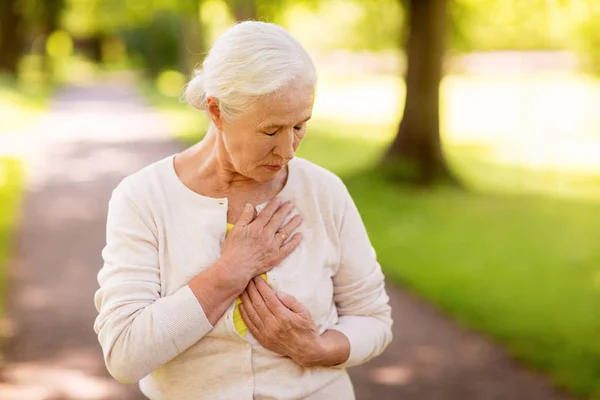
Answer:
[
  {"left": 0, "top": 158, "right": 25, "bottom": 321},
  {"left": 121, "top": 12, "right": 182, "bottom": 77},
  {"left": 450, "top": 0, "right": 567, "bottom": 51},
  {"left": 449, "top": 0, "right": 600, "bottom": 75},
  {"left": 570, "top": 2, "right": 600, "bottom": 75},
  {"left": 10, "top": 0, "right": 600, "bottom": 77},
  {"left": 281, "top": 0, "right": 403, "bottom": 52}
]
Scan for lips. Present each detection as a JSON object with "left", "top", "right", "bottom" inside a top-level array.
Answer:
[{"left": 264, "top": 165, "right": 283, "bottom": 171}]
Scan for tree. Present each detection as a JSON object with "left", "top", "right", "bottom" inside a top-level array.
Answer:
[
  {"left": 227, "top": 0, "right": 257, "bottom": 22},
  {"left": 180, "top": 0, "right": 205, "bottom": 75},
  {"left": 40, "top": 0, "right": 65, "bottom": 77},
  {"left": 384, "top": 0, "right": 459, "bottom": 185},
  {"left": 0, "top": 0, "right": 25, "bottom": 76}
]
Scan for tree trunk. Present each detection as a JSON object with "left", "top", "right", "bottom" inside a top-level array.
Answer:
[
  {"left": 0, "top": 0, "right": 25, "bottom": 76},
  {"left": 41, "top": 0, "right": 64, "bottom": 79},
  {"left": 384, "top": 0, "right": 459, "bottom": 185},
  {"left": 228, "top": 0, "right": 257, "bottom": 22},
  {"left": 180, "top": 2, "right": 205, "bottom": 76}
]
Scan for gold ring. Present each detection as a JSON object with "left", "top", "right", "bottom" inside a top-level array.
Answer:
[{"left": 279, "top": 230, "right": 288, "bottom": 241}]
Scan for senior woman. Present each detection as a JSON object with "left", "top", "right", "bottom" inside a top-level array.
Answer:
[{"left": 94, "top": 21, "right": 392, "bottom": 400}]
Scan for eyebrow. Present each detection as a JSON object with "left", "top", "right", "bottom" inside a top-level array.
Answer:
[{"left": 261, "top": 116, "right": 312, "bottom": 131}]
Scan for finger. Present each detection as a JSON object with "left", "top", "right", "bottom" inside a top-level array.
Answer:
[
  {"left": 277, "top": 290, "right": 307, "bottom": 315},
  {"left": 240, "top": 291, "right": 264, "bottom": 329},
  {"left": 239, "top": 303, "right": 259, "bottom": 336},
  {"left": 264, "top": 200, "right": 295, "bottom": 236},
  {"left": 246, "top": 280, "right": 272, "bottom": 320},
  {"left": 278, "top": 232, "right": 302, "bottom": 258},
  {"left": 236, "top": 203, "right": 256, "bottom": 227},
  {"left": 279, "top": 214, "right": 303, "bottom": 241},
  {"left": 253, "top": 277, "right": 287, "bottom": 317},
  {"left": 253, "top": 197, "right": 283, "bottom": 228}
]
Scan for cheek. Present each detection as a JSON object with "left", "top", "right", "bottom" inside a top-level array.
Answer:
[
  {"left": 241, "top": 137, "right": 275, "bottom": 166},
  {"left": 293, "top": 131, "right": 306, "bottom": 151}
]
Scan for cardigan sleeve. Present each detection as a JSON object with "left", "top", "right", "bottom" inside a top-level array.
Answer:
[
  {"left": 93, "top": 182, "right": 213, "bottom": 384},
  {"left": 327, "top": 186, "right": 393, "bottom": 368}
]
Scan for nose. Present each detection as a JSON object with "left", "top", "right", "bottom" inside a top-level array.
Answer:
[{"left": 273, "top": 129, "right": 295, "bottom": 161}]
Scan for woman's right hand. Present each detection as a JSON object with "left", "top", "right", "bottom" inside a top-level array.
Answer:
[{"left": 219, "top": 197, "right": 303, "bottom": 284}]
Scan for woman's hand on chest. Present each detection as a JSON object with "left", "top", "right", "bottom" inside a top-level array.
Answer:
[
  {"left": 218, "top": 197, "right": 303, "bottom": 283},
  {"left": 239, "top": 277, "right": 325, "bottom": 368}
]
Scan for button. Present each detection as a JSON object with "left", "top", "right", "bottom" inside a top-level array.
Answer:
[{"left": 217, "top": 200, "right": 226, "bottom": 206}]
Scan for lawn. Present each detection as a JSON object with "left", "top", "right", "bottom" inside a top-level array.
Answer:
[
  {"left": 145, "top": 73, "right": 600, "bottom": 399},
  {"left": 0, "top": 158, "right": 25, "bottom": 323}
]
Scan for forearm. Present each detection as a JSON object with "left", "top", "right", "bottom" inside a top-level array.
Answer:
[{"left": 188, "top": 258, "right": 249, "bottom": 325}]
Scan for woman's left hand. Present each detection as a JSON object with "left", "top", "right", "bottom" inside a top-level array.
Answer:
[{"left": 240, "top": 277, "right": 323, "bottom": 367}]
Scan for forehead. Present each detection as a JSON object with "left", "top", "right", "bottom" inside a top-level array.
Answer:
[{"left": 253, "top": 79, "right": 315, "bottom": 125}]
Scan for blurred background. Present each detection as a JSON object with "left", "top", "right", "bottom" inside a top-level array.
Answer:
[{"left": 1, "top": 0, "right": 600, "bottom": 399}]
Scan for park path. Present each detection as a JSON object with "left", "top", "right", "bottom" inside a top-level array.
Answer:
[{"left": 0, "top": 82, "right": 574, "bottom": 400}]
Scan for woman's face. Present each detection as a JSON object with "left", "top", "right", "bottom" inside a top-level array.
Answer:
[{"left": 209, "top": 79, "right": 314, "bottom": 183}]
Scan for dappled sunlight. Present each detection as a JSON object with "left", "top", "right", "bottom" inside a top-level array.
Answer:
[
  {"left": 19, "top": 286, "right": 53, "bottom": 312},
  {"left": 313, "top": 74, "right": 402, "bottom": 131},
  {"left": 0, "top": 359, "right": 129, "bottom": 400},
  {"left": 4, "top": 0, "right": 600, "bottom": 397},
  {"left": 310, "top": 72, "right": 600, "bottom": 195},
  {"left": 370, "top": 365, "right": 414, "bottom": 386},
  {"left": 442, "top": 73, "right": 600, "bottom": 145},
  {"left": 491, "top": 137, "right": 600, "bottom": 172},
  {"left": 414, "top": 345, "right": 446, "bottom": 365}
]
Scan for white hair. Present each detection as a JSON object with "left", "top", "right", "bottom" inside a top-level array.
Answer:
[{"left": 184, "top": 21, "right": 317, "bottom": 121}]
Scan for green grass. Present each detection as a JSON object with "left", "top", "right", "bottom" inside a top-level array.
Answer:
[
  {"left": 0, "top": 158, "right": 25, "bottom": 321},
  {"left": 144, "top": 74, "right": 600, "bottom": 399},
  {"left": 347, "top": 172, "right": 600, "bottom": 398}
]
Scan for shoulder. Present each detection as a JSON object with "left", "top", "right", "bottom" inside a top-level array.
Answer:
[
  {"left": 291, "top": 157, "right": 348, "bottom": 194},
  {"left": 290, "top": 157, "right": 352, "bottom": 214},
  {"left": 111, "top": 155, "right": 174, "bottom": 205}
]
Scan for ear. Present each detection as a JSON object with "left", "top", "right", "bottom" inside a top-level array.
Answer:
[{"left": 206, "top": 96, "right": 223, "bottom": 130}]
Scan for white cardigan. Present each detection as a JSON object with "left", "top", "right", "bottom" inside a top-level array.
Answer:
[{"left": 94, "top": 155, "right": 393, "bottom": 400}]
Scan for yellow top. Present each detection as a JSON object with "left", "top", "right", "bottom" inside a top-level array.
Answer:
[{"left": 226, "top": 223, "right": 267, "bottom": 336}]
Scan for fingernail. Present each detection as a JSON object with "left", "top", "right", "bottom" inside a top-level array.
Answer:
[{"left": 245, "top": 203, "right": 252, "bottom": 212}]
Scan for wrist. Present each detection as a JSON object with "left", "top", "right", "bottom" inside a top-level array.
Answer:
[
  {"left": 295, "top": 335, "right": 326, "bottom": 368},
  {"left": 213, "top": 257, "right": 249, "bottom": 296}
]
